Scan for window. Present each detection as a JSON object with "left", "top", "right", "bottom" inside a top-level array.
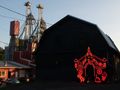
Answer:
[
  {"left": 0, "top": 71, "right": 5, "bottom": 76},
  {"left": 2, "top": 71, "right": 5, "bottom": 76}
]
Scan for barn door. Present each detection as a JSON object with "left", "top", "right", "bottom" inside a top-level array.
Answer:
[{"left": 86, "top": 65, "right": 94, "bottom": 83}]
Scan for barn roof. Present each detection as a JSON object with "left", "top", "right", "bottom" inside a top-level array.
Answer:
[{"left": 38, "top": 15, "right": 119, "bottom": 54}]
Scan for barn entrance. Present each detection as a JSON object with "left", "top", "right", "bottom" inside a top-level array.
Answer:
[{"left": 86, "top": 65, "right": 94, "bottom": 83}]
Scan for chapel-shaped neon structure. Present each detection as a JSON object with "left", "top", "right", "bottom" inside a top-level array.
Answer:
[{"left": 74, "top": 47, "right": 108, "bottom": 83}]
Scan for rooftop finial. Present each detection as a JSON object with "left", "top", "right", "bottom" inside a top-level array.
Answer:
[
  {"left": 37, "top": 3, "right": 43, "bottom": 9},
  {"left": 25, "top": 1, "right": 31, "bottom": 16},
  {"left": 24, "top": 1, "right": 31, "bottom": 7}
]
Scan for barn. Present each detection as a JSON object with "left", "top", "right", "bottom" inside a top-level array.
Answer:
[{"left": 35, "top": 15, "right": 120, "bottom": 83}]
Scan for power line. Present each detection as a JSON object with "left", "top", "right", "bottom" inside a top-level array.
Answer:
[
  {"left": 0, "top": 40, "right": 8, "bottom": 45},
  {"left": 46, "top": 22, "right": 53, "bottom": 26},
  {"left": 0, "top": 3, "right": 53, "bottom": 25},
  {"left": 0, "top": 14, "right": 25, "bottom": 21},
  {"left": 0, "top": 14, "right": 53, "bottom": 25},
  {"left": 0, "top": 4, "right": 26, "bottom": 17}
]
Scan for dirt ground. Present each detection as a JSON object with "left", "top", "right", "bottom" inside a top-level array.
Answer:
[{"left": 1, "top": 81, "right": 120, "bottom": 90}]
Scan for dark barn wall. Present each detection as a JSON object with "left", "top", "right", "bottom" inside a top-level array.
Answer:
[{"left": 35, "top": 15, "right": 119, "bottom": 81}]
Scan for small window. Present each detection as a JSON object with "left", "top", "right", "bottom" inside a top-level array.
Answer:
[
  {"left": 0, "top": 71, "right": 5, "bottom": 76},
  {"left": 0, "top": 72, "right": 1, "bottom": 76},
  {"left": 2, "top": 71, "right": 5, "bottom": 76}
]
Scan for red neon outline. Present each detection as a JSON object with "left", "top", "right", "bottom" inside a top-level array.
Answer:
[{"left": 74, "top": 47, "right": 108, "bottom": 84}]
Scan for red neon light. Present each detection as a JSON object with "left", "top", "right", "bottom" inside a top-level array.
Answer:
[
  {"left": 102, "top": 72, "right": 107, "bottom": 81},
  {"left": 74, "top": 47, "right": 108, "bottom": 84},
  {"left": 97, "top": 68, "right": 102, "bottom": 75}
]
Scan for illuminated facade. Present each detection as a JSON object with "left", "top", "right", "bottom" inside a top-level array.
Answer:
[
  {"left": 35, "top": 15, "right": 120, "bottom": 83},
  {"left": 0, "top": 61, "right": 31, "bottom": 81},
  {"left": 74, "top": 47, "right": 108, "bottom": 83}
]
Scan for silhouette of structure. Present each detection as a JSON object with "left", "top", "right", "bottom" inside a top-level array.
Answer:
[
  {"left": 35, "top": 15, "right": 120, "bottom": 83},
  {"left": 3, "top": 1, "right": 46, "bottom": 81}
]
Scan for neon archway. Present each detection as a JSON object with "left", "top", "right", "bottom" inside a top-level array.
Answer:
[{"left": 74, "top": 47, "right": 108, "bottom": 83}]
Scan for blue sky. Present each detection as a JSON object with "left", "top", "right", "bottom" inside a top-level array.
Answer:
[{"left": 0, "top": 0, "right": 120, "bottom": 50}]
